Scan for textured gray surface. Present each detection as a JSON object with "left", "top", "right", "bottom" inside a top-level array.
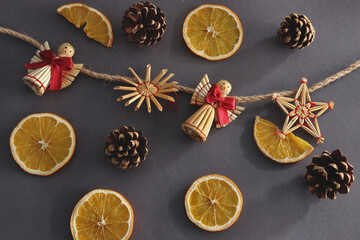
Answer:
[{"left": 0, "top": 0, "right": 360, "bottom": 239}]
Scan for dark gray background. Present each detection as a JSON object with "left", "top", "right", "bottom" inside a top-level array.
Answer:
[{"left": 0, "top": 0, "right": 359, "bottom": 239}]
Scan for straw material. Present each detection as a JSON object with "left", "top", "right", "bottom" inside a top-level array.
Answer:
[
  {"left": 0, "top": 26, "right": 358, "bottom": 103},
  {"left": 113, "top": 64, "right": 178, "bottom": 113},
  {"left": 273, "top": 78, "right": 334, "bottom": 143}
]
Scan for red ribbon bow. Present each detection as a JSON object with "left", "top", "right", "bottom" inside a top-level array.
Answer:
[
  {"left": 205, "top": 83, "right": 236, "bottom": 126},
  {"left": 25, "top": 50, "right": 73, "bottom": 91}
]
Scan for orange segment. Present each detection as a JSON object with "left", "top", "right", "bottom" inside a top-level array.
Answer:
[
  {"left": 70, "top": 189, "right": 134, "bottom": 240},
  {"left": 57, "top": 3, "right": 113, "bottom": 47},
  {"left": 185, "top": 174, "right": 243, "bottom": 232},
  {"left": 254, "top": 116, "right": 314, "bottom": 163},
  {"left": 10, "top": 113, "right": 76, "bottom": 176},
  {"left": 183, "top": 4, "right": 243, "bottom": 60}
]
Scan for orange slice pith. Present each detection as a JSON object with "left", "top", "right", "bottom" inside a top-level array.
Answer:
[
  {"left": 183, "top": 4, "right": 243, "bottom": 60},
  {"left": 185, "top": 174, "right": 243, "bottom": 232},
  {"left": 57, "top": 3, "right": 113, "bottom": 47},
  {"left": 9, "top": 113, "right": 76, "bottom": 176},
  {"left": 253, "top": 116, "right": 314, "bottom": 164},
  {"left": 70, "top": 189, "right": 134, "bottom": 240}
]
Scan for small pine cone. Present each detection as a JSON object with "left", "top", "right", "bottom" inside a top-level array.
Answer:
[
  {"left": 104, "top": 126, "right": 149, "bottom": 169},
  {"left": 277, "top": 13, "right": 315, "bottom": 49},
  {"left": 303, "top": 149, "right": 354, "bottom": 200},
  {"left": 122, "top": 1, "right": 166, "bottom": 46}
]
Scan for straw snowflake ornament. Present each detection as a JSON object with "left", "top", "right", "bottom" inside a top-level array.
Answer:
[
  {"left": 114, "top": 64, "right": 178, "bottom": 112},
  {"left": 272, "top": 78, "right": 334, "bottom": 143}
]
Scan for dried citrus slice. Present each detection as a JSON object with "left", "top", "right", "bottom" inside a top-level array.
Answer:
[
  {"left": 57, "top": 3, "right": 113, "bottom": 47},
  {"left": 185, "top": 174, "right": 243, "bottom": 232},
  {"left": 10, "top": 113, "right": 75, "bottom": 176},
  {"left": 70, "top": 189, "right": 134, "bottom": 240},
  {"left": 183, "top": 4, "right": 243, "bottom": 60},
  {"left": 254, "top": 116, "right": 314, "bottom": 164}
]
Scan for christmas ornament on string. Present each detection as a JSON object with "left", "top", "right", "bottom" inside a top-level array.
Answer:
[
  {"left": 253, "top": 78, "right": 334, "bottom": 164},
  {"left": 181, "top": 75, "right": 245, "bottom": 142},
  {"left": 1, "top": 26, "right": 360, "bottom": 145},
  {"left": 114, "top": 64, "right": 178, "bottom": 112},
  {"left": 23, "top": 41, "right": 83, "bottom": 96},
  {"left": 272, "top": 78, "right": 334, "bottom": 143}
]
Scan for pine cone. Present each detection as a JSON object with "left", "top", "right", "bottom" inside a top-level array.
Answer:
[
  {"left": 303, "top": 149, "right": 354, "bottom": 200},
  {"left": 277, "top": 13, "right": 315, "bottom": 49},
  {"left": 122, "top": 1, "right": 166, "bottom": 46},
  {"left": 104, "top": 126, "right": 149, "bottom": 169}
]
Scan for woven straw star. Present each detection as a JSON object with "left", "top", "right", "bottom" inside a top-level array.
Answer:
[
  {"left": 114, "top": 64, "right": 178, "bottom": 113},
  {"left": 272, "top": 78, "right": 334, "bottom": 143}
]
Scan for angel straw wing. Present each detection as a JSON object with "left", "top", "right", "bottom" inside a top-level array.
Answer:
[
  {"left": 217, "top": 105, "right": 245, "bottom": 128},
  {"left": 190, "top": 74, "right": 212, "bottom": 106},
  {"left": 26, "top": 41, "right": 83, "bottom": 90}
]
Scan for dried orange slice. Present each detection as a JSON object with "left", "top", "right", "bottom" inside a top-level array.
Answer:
[
  {"left": 10, "top": 113, "right": 76, "bottom": 176},
  {"left": 183, "top": 4, "right": 243, "bottom": 60},
  {"left": 254, "top": 116, "right": 314, "bottom": 164},
  {"left": 185, "top": 174, "right": 243, "bottom": 232},
  {"left": 70, "top": 189, "right": 134, "bottom": 240},
  {"left": 57, "top": 3, "right": 113, "bottom": 47}
]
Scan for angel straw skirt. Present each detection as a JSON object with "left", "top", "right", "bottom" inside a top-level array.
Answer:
[
  {"left": 181, "top": 104, "right": 215, "bottom": 142},
  {"left": 23, "top": 65, "right": 52, "bottom": 96}
]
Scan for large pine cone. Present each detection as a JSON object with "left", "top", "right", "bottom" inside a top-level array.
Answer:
[
  {"left": 105, "top": 126, "right": 149, "bottom": 169},
  {"left": 277, "top": 13, "right": 315, "bottom": 49},
  {"left": 122, "top": 1, "right": 166, "bottom": 46},
  {"left": 303, "top": 149, "right": 354, "bottom": 200}
]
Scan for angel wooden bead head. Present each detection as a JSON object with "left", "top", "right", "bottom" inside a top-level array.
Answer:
[
  {"left": 182, "top": 75, "right": 245, "bottom": 142},
  {"left": 23, "top": 41, "right": 83, "bottom": 96},
  {"left": 217, "top": 80, "right": 232, "bottom": 96},
  {"left": 57, "top": 43, "right": 75, "bottom": 57}
]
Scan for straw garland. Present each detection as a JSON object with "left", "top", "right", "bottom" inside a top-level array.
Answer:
[{"left": 1, "top": 26, "right": 359, "bottom": 103}]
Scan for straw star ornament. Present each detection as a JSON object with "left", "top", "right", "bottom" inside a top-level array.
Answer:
[
  {"left": 272, "top": 78, "right": 334, "bottom": 143},
  {"left": 114, "top": 64, "right": 178, "bottom": 112}
]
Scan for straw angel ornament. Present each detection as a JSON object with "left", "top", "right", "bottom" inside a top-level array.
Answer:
[
  {"left": 182, "top": 74, "right": 245, "bottom": 142},
  {"left": 23, "top": 41, "right": 83, "bottom": 96}
]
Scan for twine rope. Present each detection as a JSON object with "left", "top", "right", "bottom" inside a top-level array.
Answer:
[{"left": 1, "top": 26, "right": 359, "bottom": 103}]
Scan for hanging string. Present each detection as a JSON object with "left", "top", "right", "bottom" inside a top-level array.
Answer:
[
  {"left": 1, "top": 26, "right": 359, "bottom": 103},
  {"left": 165, "top": 92, "right": 179, "bottom": 113}
]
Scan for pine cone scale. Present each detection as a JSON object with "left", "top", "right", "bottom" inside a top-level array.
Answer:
[{"left": 338, "top": 184, "right": 349, "bottom": 194}]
